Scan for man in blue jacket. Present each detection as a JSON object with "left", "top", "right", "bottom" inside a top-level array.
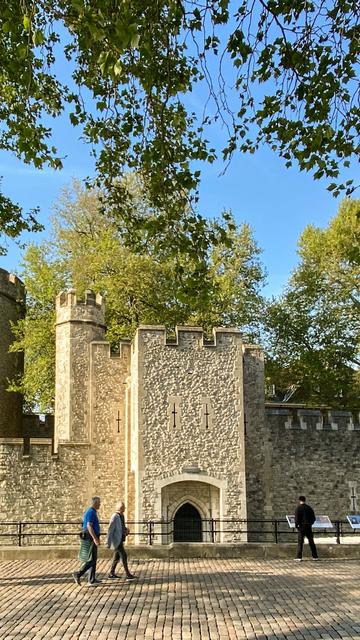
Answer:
[
  {"left": 73, "top": 496, "right": 101, "bottom": 586},
  {"left": 294, "top": 495, "right": 319, "bottom": 561}
]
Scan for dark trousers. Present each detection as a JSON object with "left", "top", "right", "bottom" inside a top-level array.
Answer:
[
  {"left": 79, "top": 543, "right": 98, "bottom": 582},
  {"left": 296, "top": 525, "right": 318, "bottom": 559},
  {"left": 110, "top": 541, "right": 131, "bottom": 576}
]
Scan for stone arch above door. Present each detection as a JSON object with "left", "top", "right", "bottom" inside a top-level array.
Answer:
[{"left": 155, "top": 474, "right": 227, "bottom": 543}]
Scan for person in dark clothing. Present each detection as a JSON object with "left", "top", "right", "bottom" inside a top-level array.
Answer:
[{"left": 294, "top": 495, "right": 319, "bottom": 561}]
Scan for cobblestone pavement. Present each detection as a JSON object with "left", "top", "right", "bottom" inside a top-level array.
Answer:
[{"left": 1, "top": 558, "right": 360, "bottom": 640}]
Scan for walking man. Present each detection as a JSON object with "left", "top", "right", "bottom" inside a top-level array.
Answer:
[
  {"left": 106, "top": 501, "right": 136, "bottom": 580},
  {"left": 294, "top": 495, "right": 319, "bottom": 561},
  {"left": 73, "top": 496, "right": 101, "bottom": 586}
]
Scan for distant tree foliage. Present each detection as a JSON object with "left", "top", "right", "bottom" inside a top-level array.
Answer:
[
  {"left": 0, "top": 1, "right": 359, "bottom": 254},
  {"left": 264, "top": 199, "right": 360, "bottom": 408},
  {"left": 9, "top": 181, "right": 266, "bottom": 411}
]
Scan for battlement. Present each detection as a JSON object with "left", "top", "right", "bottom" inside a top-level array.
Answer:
[
  {"left": 137, "top": 325, "right": 243, "bottom": 349},
  {"left": 265, "top": 404, "right": 360, "bottom": 431},
  {"left": 0, "top": 268, "right": 24, "bottom": 303},
  {"left": 55, "top": 290, "right": 105, "bottom": 327}
]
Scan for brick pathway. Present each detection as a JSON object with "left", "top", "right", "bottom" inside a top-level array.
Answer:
[{"left": 1, "top": 558, "right": 360, "bottom": 639}]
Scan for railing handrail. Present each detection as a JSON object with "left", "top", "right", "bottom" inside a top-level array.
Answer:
[{"left": 0, "top": 517, "right": 357, "bottom": 547}]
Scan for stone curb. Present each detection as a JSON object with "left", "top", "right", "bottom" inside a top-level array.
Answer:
[{"left": 1, "top": 542, "right": 360, "bottom": 561}]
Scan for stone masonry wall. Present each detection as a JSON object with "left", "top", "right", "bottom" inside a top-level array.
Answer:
[
  {"left": 264, "top": 407, "right": 360, "bottom": 520},
  {"left": 55, "top": 290, "right": 106, "bottom": 444},
  {"left": 0, "top": 440, "right": 90, "bottom": 530},
  {"left": 88, "top": 340, "right": 131, "bottom": 518},
  {"left": 243, "top": 345, "right": 269, "bottom": 525},
  {"left": 0, "top": 269, "right": 24, "bottom": 438},
  {"left": 133, "top": 326, "right": 247, "bottom": 532}
]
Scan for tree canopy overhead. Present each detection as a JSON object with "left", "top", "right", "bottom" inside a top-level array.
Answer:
[{"left": 0, "top": 1, "right": 359, "bottom": 253}]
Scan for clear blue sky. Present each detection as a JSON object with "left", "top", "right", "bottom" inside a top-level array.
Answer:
[{"left": 0, "top": 42, "right": 354, "bottom": 298}]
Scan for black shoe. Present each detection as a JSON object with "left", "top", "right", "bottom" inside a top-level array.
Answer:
[
  {"left": 126, "top": 574, "right": 137, "bottom": 580},
  {"left": 108, "top": 573, "right": 120, "bottom": 579},
  {"left": 73, "top": 572, "right": 81, "bottom": 585},
  {"left": 88, "top": 578, "right": 102, "bottom": 585}
]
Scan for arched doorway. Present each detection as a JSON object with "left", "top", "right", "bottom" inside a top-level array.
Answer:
[{"left": 173, "top": 502, "right": 202, "bottom": 542}]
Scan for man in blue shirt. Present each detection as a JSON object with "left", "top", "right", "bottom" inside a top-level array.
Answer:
[{"left": 73, "top": 496, "right": 101, "bottom": 586}]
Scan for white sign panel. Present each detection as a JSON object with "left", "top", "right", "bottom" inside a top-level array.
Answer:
[
  {"left": 286, "top": 515, "right": 333, "bottom": 528},
  {"left": 347, "top": 515, "right": 360, "bottom": 529},
  {"left": 286, "top": 515, "right": 296, "bottom": 528},
  {"left": 313, "top": 515, "right": 333, "bottom": 529}
]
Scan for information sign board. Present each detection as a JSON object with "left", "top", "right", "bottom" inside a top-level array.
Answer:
[
  {"left": 286, "top": 515, "right": 333, "bottom": 528},
  {"left": 347, "top": 515, "right": 360, "bottom": 529}
]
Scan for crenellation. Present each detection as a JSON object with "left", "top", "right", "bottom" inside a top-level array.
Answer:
[{"left": 265, "top": 405, "right": 360, "bottom": 433}]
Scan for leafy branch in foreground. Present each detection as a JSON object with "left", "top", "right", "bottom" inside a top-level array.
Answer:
[{"left": 0, "top": 1, "right": 359, "bottom": 252}]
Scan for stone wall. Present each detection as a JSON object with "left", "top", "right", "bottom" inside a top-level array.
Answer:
[
  {"left": 0, "top": 290, "right": 132, "bottom": 533},
  {"left": 1, "top": 279, "right": 359, "bottom": 544},
  {"left": 55, "top": 290, "right": 106, "bottom": 444},
  {"left": 0, "top": 440, "right": 90, "bottom": 525},
  {"left": 132, "top": 325, "right": 247, "bottom": 539},
  {"left": 0, "top": 269, "right": 24, "bottom": 437},
  {"left": 263, "top": 407, "right": 360, "bottom": 520},
  {"left": 243, "top": 345, "right": 269, "bottom": 525},
  {"left": 88, "top": 340, "right": 131, "bottom": 517}
]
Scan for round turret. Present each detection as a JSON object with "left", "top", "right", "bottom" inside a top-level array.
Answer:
[{"left": 0, "top": 268, "right": 25, "bottom": 437}]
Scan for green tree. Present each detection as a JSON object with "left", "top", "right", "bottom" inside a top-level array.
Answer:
[
  {"left": 11, "top": 182, "right": 265, "bottom": 411},
  {"left": 0, "top": 1, "right": 358, "bottom": 253},
  {"left": 265, "top": 199, "right": 360, "bottom": 407}
]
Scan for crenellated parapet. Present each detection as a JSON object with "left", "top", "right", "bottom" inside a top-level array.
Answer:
[
  {"left": 56, "top": 289, "right": 105, "bottom": 329},
  {"left": 136, "top": 325, "right": 243, "bottom": 350},
  {"left": 0, "top": 268, "right": 24, "bottom": 303},
  {"left": 266, "top": 404, "right": 360, "bottom": 432}
]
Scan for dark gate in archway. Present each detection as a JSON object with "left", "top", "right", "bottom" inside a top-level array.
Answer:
[{"left": 173, "top": 503, "right": 202, "bottom": 542}]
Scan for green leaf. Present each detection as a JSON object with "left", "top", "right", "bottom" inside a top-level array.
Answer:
[{"left": 23, "top": 15, "right": 30, "bottom": 32}]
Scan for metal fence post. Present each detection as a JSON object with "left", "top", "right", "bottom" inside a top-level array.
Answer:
[
  {"left": 18, "top": 522, "right": 22, "bottom": 547},
  {"left": 149, "top": 521, "right": 153, "bottom": 546},
  {"left": 273, "top": 519, "right": 279, "bottom": 544},
  {"left": 335, "top": 520, "right": 341, "bottom": 545},
  {"left": 210, "top": 518, "right": 215, "bottom": 543}
]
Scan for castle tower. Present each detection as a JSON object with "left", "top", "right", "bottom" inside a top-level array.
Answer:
[
  {"left": 131, "top": 325, "right": 247, "bottom": 542},
  {"left": 55, "top": 290, "right": 106, "bottom": 445},
  {"left": 0, "top": 268, "right": 25, "bottom": 437}
]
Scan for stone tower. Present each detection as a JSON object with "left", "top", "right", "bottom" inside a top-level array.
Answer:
[
  {"left": 0, "top": 268, "right": 25, "bottom": 438},
  {"left": 55, "top": 290, "right": 106, "bottom": 445}
]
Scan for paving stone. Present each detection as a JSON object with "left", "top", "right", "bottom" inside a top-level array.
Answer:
[{"left": 1, "top": 558, "right": 360, "bottom": 639}]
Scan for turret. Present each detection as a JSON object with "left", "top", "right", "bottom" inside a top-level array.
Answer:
[
  {"left": 0, "top": 268, "right": 25, "bottom": 437},
  {"left": 55, "top": 290, "right": 105, "bottom": 444}
]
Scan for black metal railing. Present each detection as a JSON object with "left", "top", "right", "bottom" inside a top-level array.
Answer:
[{"left": 0, "top": 518, "right": 359, "bottom": 547}]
